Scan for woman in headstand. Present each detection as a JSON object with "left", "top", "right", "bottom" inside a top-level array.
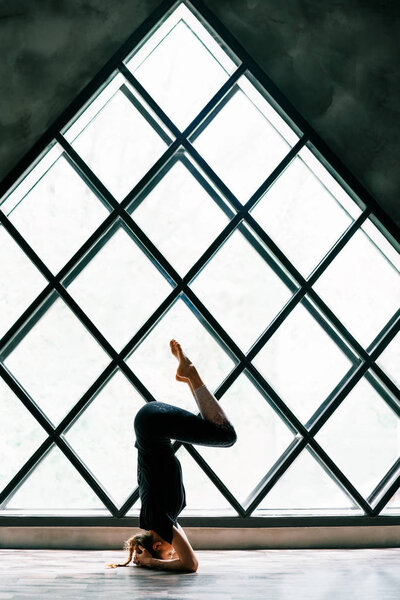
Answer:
[{"left": 109, "top": 339, "right": 237, "bottom": 572}]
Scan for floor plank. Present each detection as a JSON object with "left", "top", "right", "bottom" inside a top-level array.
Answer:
[{"left": 0, "top": 549, "right": 399, "bottom": 599}]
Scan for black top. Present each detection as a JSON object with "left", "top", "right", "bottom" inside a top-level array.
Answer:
[{"left": 135, "top": 438, "right": 186, "bottom": 544}]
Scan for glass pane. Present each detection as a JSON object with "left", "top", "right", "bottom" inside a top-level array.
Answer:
[
  {"left": 130, "top": 159, "right": 230, "bottom": 276},
  {"left": 376, "top": 331, "right": 400, "bottom": 388},
  {"left": 316, "top": 376, "right": 400, "bottom": 498},
  {"left": 177, "top": 447, "right": 236, "bottom": 515},
  {"left": 190, "top": 227, "right": 294, "bottom": 351},
  {"left": 4, "top": 297, "right": 110, "bottom": 426},
  {"left": 197, "top": 374, "right": 294, "bottom": 505},
  {"left": 314, "top": 220, "right": 400, "bottom": 348},
  {"left": 125, "top": 4, "right": 236, "bottom": 130},
  {"left": 0, "top": 378, "right": 47, "bottom": 493},
  {"left": 5, "top": 446, "right": 105, "bottom": 511},
  {"left": 65, "top": 73, "right": 171, "bottom": 201},
  {"left": 1, "top": 146, "right": 108, "bottom": 274},
  {"left": 192, "top": 75, "right": 298, "bottom": 203},
  {"left": 382, "top": 484, "right": 400, "bottom": 514},
  {"left": 255, "top": 448, "right": 355, "bottom": 513},
  {"left": 126, "top": 297, "right": 235, "bottom": 412},
  {"left": 67, "top": 227, "right": 172, "bottom": 351},
  {"left": 65, "top": 370, "right": 144, "bottom": 508},
  {"left": 0, "top": 226, "right": 46, "bottom": 340},
  {"left": 251, "top": 146, "right": 361, "bottom": 277},
  {"left": 253, "top": 300, "right": 354, "bottom": 425}
]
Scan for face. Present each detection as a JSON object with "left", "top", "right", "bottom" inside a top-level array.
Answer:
[{"left": 154, "top": 539, "right": 178, "bottom": 560}]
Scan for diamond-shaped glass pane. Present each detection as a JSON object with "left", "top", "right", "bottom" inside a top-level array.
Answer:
[
  {"left": 190, "top": 227, "right": 294, "bottom": 351},
  {"left": 126, "top": 297, "right": 235, "bottom": 412},
  {"left": 129, "top": 158, "right": 230, "bottom": 276},
  {"left": 177, "top": 447, "right": 236, "bottom": 514},
  {"left": 377, "top": 331, "right": 400, "bottom": 389},
  {"left": 1, "top": 145, "right": 108, "bottom": 274},
  {"left": 64, "top": 370, "right": 144, "bottom": 508},
  {"left": 0, "top": 378, "right": 47, "bottom": 493},
  {"left": 251, "top": 146, "right": 362, "bottom": 277},
  {"left": 4, "top": 446, "right": 106, "bottom": 512},
  {"left": 192, "top": 75, "right": 299, "bottom": 203},
  {"left": 67, "top": 227, "right": 172, "bottom": 351},
  {"left": 4, "top": 297, "right": 110, "bottom": 426},
  {"left": 0, "top": 226, "right": 46, "bottom": 340},
  {"left": 253, "top": 299, "right": 354, "bottom": 425},
  {"left": 64, "top": 73, "right": 171, "bottom": 201},
  {"left": 316, "top": 376, "right": 400, "bottom": 498},
  {"left": 125, "top": 4, "right": 236, "bottom": 130},
  {"left": 254, "top": 448, "right": 356, "bottom": 513},
  {"left": 197, "top": 374, "right": 294, "bottom": 505},
  {"left": 314, "top": 220, "right": 400, "bottom": 349}
]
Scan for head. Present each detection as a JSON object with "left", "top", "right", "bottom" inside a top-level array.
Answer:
[{"left": 120, "top": 530, "right": 177, "bottom": 566}]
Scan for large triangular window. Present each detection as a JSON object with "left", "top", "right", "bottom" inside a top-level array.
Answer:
[{"left": 1, "top": 0, "right": 399, "bottom": 522}]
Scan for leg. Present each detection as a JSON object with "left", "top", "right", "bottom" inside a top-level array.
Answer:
[
  {"left": 134, "top": 400, "right": 236, "bottom": 449},
  {"left": 170, "top": 339, "right": 231, "bottom": 427}
]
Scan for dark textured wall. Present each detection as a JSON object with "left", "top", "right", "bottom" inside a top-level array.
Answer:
[{"left": 0, "top": 0, "right": 399, "bottom": 228}]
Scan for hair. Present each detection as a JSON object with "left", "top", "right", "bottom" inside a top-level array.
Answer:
[{"left": 107, "top": 532, "right": 158, "bottom": 568}]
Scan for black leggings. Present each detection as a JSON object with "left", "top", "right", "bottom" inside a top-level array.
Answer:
[{"left": 134, "top": 400, "right": 237, "bottom": 452}]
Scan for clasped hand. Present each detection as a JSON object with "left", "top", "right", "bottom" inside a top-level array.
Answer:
[{"left": 133, "top": 544, "right": 154, "bottom": 568}]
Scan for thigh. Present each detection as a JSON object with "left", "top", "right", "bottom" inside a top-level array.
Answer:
[{"left": 134, "top": 401, "right": 236, "bottom": 447}]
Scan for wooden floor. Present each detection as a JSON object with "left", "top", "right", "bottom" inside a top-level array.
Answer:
[{"left": 1, "top": 548, "right": 399, "bottom": 599}]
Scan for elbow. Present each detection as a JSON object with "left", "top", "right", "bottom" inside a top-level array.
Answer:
[
  {"left": 183, "top": 558, "right": 198, "bottom": 572},
  {"left": 189, "top": 559, "right": 199, "bottom": 572}
]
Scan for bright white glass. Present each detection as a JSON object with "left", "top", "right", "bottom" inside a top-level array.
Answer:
[
  {"left": 190, "top": 228, "right": 293, "bottom": 351},
  {"left": 251, "top": 147, "right": 361, "bottom": 277},
  {"left": 131, "top": 159, "right": 230, "bottom": 275},
  {"left": 0, "top": 149, "right": 108, "bottom": 274},
  {"left": 65, "top": 371, "right": 145, "bottom": 508},
  {"left": 253, "top": 300, "right": 353, "bottom": 424},
  {"left": 125, "top": 4, "right": 236, "bottom": 130},
  {"left": 0, "top": 226, "right": 46, "bottom": 340},
  {"left": 382, "top": 486, "right": 400, "bottom": 514},
  {"left": 65, "top": 73, "right": 170, "bottom": 201},
  {"left": 197, "top": 374, "right": 294, "bottom": 504},
  {"left": 177, "top": 447, "right": 236, "bottom": 514},
  {"left": 0, "top": 378, "right": 47, "bottom": 493},
  {"left": 376, "top": 332, "right": 400, "bottom": 389},
  {"left": 4, "top": 297, "right": 110, "bottom": 426},
  {"left": 67, "top": 227, "right": 172, "bottom": 351},
  {"left": 255, "top": 448, "right": 355, "bottom": 512},
  {"left": 5, "top": 446, "right": 105, "bottom": 511},
  {"left": 126, "top": 297, "right": 235, "bottom": 412},
  {"left": 193, "top": 75, "right": 298, "bottom": 203},
  {"left": 314, "top": 221, "right": 400, "bottom": 348},
  {"left": 316, "top": 376, "right": 400, "bottom": 498}
]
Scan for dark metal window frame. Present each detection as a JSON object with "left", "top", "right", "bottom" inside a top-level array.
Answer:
[{"left": 0, "top": 0, "right": 399, "bottom": 528}]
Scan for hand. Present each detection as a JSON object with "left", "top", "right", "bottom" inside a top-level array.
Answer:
[{"left": 133, "top": 544, "right": 154, "bottom": 568}]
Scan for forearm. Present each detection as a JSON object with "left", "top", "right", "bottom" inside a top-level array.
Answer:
[{"left": 148, "top": 557, "right": 197, "bottom": 572}]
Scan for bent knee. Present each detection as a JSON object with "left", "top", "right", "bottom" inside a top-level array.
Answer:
[
  {"left": 221, "top": 422, "right": 237, "bottom": 447},
  {"left": 134, "top": 401, "right": 160, "bottom": 433}
]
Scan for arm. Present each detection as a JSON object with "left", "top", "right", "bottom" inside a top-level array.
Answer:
[{"left": 134, "top": 524, "right": 198, "bottom": 573}]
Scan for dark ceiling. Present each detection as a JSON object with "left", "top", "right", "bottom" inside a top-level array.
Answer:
[{"left": 0, "top": 0, "right": 399, "bottom": 231}]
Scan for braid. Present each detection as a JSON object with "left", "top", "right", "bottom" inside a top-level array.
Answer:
[{"left": 107, "top": 532, "right": 156, "bottom": 568}]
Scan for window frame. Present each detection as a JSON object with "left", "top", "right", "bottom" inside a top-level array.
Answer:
[{"left": 0, "top": 0, "right": 399, "bottom": 527}]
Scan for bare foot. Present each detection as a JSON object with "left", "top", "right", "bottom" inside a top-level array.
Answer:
[{"left": 170, "top": 339, "right": 195, "bottom": 382}]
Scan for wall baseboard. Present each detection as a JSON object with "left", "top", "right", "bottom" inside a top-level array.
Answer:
[{"left": 1, "top": 526, "right": 400, "bottom": 549}]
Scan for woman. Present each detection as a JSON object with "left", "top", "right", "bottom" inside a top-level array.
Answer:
[{"left": 109, "top": 339, "right": 237, "bottom": 572}]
